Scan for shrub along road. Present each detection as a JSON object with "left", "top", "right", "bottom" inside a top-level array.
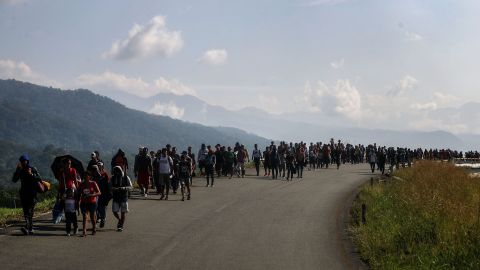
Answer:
[{"left": 0, "top": 164, "right": 373, "bottom": 270}]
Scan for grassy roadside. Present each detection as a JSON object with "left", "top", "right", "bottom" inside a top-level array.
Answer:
[
  {"left": 350, "top": 161, "right": 480, "bottom": 269},
  {"left": 0, "top": 187, "right": 57, "bottom": 228},
  {"left": 0, "top": 197, "right": 56, "bottom": 227}
]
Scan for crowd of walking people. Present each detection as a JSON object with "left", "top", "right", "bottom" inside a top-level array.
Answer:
[{"left": 11, "top": 138, "right": 476, "bottom": 237}]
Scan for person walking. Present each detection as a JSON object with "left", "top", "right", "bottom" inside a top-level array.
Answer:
[
  {"left": 197, "top": 144, "right": 208, "bottom": 176},
  {"left": 110, "top": 166, "right": 132, "bottom": 232},
  {"left": 178, "top": 152, "right": 192, "bottom": 201},
  {"left": 157, "top": 148, "right": 173, "bottom": 200},
  {"left": 79, "top": 171, "right": 101, "bottom": 237},
  {"left": 64, "top": 188, "right": 78, "bottom": 236},
  {"left": 270, "top": 145, "right": 280, "bottom": 179},
  {"left": 252, "top": 144, "right": 262, "bottom": 176},
  {"left": 263, "top": 147, "right": 271, "bottom": 177},
  {"left": 368, "top": 149, "right": 377, "bottom": 173},
  {"left": 205, "top": 149, "right": 216, "bottom": 187},
  {"left": 134, "top": 147, "right": 152, "bottom": 197},
  {"left": 92, "top": 163, "right": 111, "bottom": 229},
  {"left": 285, "top": 150, "right": 295, "bottom": 181},
  {"left": 12, "top": 155, "right": 42, "bottom": 235}
]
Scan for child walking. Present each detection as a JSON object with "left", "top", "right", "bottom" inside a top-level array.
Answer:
[{"left": 64, "top": 188, "right": 78, "bottom": 236}]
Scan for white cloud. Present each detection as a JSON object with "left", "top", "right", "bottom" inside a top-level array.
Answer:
[
  {"left": 434, "top": 92, "right": 461, "bottom": 106},
  {"left": 405, "top": 31, "right": 423, "bottom": 41},
  {"left": 154, "top": 77, "right": 196, "bottom": 96},
  {"left": 330, "top": 58, "right": 344, "bottom": 69},
  {"left": 200, "top": 49, "right": 228, "bottom": 66},
  {"left": 333, "top": 80, "right": 362, "bottom": 119},
  {"left": 0, "top": 59, "right": 61, "bottom": 87},
  {"left": 75, "top": 71, "right": 196, "bottom": 98},
  {"left": 258, "top": 93, "right": 280, "bottom": 113},
  {"left": 300, "top": 79, "right": 361, "bottom": 119},
  {"left": 103, "top": 16, "right": 183, "bottom": 60},
  {"left": 387, "top": 75, "right": 418, "bottom": 97},
  {"left": 75, "top": 71, "right": 151, "bottom": 97},
  {"left": 411, "top": 102, "right": 438, "bottom": 111},
  {"left": 149, "top": 102, "right": 185, "bottom": 119}
]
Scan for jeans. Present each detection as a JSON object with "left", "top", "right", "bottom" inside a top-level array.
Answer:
[
  {"left": 254, "top": 158, "right": 261, "bottom": 176},
  {"left": 96, "top": 198, "right": 106, "bottom": 221},
  {"left": 21, "top": 195, "right": 35, "bottom": 231},
  {"left": 296, "top": 163, "right": 304, "bottom": 177},
  {"left": 65, "top": 212, "right": 78, "bottom": 234},
  {"left": 206, "top": 166, "right": 215, "bottom": 185}
]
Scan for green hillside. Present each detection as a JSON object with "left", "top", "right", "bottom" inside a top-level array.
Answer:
[{"left": 0, "top": 79, "right": 270, "bottom": 186}]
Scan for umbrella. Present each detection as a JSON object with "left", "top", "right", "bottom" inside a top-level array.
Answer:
[{"left": 51, "top": 155, "right": 85, "bottom": 180}]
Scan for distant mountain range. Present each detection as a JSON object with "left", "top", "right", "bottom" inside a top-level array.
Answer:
[
  {"left": 100, "top": 88, "right": 479, "bottom": 150},
  {"left": 0, "top": 79, "right": 270, "bottom": 155}
]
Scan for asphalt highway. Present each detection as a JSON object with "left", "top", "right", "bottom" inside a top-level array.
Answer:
[{"left": 0, "top": 164, "right": 373, "bottom": 270}]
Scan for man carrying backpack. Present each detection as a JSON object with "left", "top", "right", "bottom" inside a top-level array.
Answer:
[
  {"left": 110, "top": 166, "right": 132, "bottom": 232},
  {"left": 12, "top": 155, "right": 42, "bottom": 235}
]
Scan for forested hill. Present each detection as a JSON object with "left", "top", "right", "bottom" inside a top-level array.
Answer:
[{"left": 0, "top": 79, "right": 270, "bottom": 154}]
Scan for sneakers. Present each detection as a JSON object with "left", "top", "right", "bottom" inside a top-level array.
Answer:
[
  {"left": 116, "top": 222, "right": 123, "bottom": 232},
  {"left": 28, "top": 229, "right": 34, "bottom": 235},
  {"left": 66, "top": 233, "right": 71, "bottom": 237},
  {"left": 181, "top": 197, "right": 185, "bottom": 201},
  {"left": 206, "top": 184, "right": 209, "bottom": 187},
  {"left": 144, "top": 193, "right": 148, "bottom": 198},
  {"left": 74, "top": 228, "right": 79, "bottom": 235},
  {"left": 100, "top": 219, "right": 105, "bottom": 228},
  {"left": 210, "top": 184, "right": 214, "bottom": 187},
  {"left": 20, "top": 227, "right": 28, "bottom": 235},
  {"left": 187, "top": 194, "right": 191, "bottom": 200},
  {"left": 159, "top": 195, "right": 164, "bottom": 200}
]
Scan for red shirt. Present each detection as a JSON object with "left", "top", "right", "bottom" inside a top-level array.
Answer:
[
  {"left": 58, "top": 167, "right": 77, "bottom": 192},
  {"left": 79, "top": 181, "right": 99, "bottom": 204}
]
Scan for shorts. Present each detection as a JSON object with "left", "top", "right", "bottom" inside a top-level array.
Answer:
[
  {"left": 159, "top": 174, "right": 170, "bottom": 187},
  {"left": 112, "top": 201, "right": 129, "bottom": 213},
  {"left": 198, "top": 160, "right": 205, "bottom": 169},
  {"left": 80, "top": 202, "right": 97, "bottom": 215}
]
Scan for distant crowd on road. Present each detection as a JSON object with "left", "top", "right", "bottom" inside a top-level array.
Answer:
[{"left": 11, "top": 138, "right": 477, "bottom": 237}]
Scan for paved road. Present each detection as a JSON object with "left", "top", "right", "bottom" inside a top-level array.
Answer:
[{"left": 0, "top": 164, "right": 373, "bottom": 270}]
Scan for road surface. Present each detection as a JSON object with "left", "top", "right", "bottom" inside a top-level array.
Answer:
[{"left": 0, "top": 164, "right": 373, "bottom": 270}]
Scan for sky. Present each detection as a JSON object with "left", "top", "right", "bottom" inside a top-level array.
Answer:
[{"left": 0, "top": 0, "right": 479, "bottom": 134}]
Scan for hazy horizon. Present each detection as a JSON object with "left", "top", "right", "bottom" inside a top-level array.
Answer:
[{"left": 1, "top": 0, "right": 479, "bottom": 135}]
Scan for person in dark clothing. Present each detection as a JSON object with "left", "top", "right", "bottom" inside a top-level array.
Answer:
[
  {"left": 270, "top": 146, "right": 279, "bottom": 179},
  {"left": 134, "top": 147, "right": 152, "bottom": 197},
  {"left": 92, "top": 163, "right": 111, "bottom": 228},
  {"left": 110, "top": 166, "right": 132, "bottom": 232},
  {"left": 252, "top": 144, "right": 262, "bottom": 176},
  {"left": 285, "top": 151, "right": 295, "bottom": 181},
  {"left": 205, "top": 149, "right": 216, "bottom": 187},
  {"left": 170, "top": 147, "right": 181, "bottom": 194},
  {"left": 111, "top": 149, "right": 129, "bottom": 175},
  {"left": 87, "top": 152, "right": 99, "bottom": 172},
  {"left": 12, "top": 155, "right": 42, "bottom": 235},
  {"left": 263, "top": 147, "right": 271, "bottom": 177}
]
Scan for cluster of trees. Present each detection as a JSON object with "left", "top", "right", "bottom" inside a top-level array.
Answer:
[
  {"left": 0, "top": 79, "right": 270, "bottom": 188},
  {"left": 0, "top": 79, "right": 268, "bottom": 154}
]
